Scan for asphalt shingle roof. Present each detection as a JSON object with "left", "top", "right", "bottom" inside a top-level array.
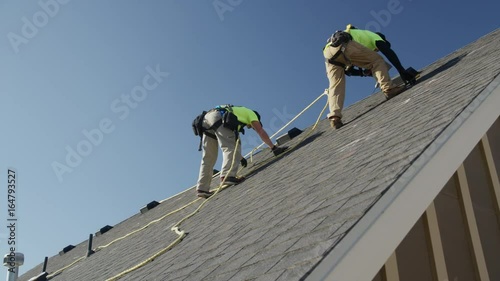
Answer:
[{"left": 20, "top": 28, "right": 500, "bottom": 281}]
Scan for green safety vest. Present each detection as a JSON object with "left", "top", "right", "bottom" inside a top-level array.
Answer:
[{"left": 347, "top": 29, "right": 383, "bottom": 51}]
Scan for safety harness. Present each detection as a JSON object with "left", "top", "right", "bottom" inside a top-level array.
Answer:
[
  {"left": 192, "top": 111, "right": 220, "bottom": 151},
  {"left": 217, "top": 105, "right": 246, "bottom": 130},
  {"left": 192, "top": 105, "right": 246, "bottom": 151},
  {"left": 323, "top": 31, "right": 353, "bottom": 69}
]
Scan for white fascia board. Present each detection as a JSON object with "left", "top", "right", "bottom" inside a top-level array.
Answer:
[{"left": 306, "top": 74, "right": 500, "bottom": 281}]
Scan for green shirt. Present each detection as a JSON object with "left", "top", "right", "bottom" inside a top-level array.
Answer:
[
  {"left": 347, "top": 29, "right": 383, "bottom": 51},
  {"left": 231, "top": 106, "right": 259, "bottom": 125}
]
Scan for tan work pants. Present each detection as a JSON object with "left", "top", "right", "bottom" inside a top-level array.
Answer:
[
  {"left": 196, "top": 110, "right": 241, "bottom": 192},
  {"left": 324, "top": 40, "right": 396, "bottom": 118}
]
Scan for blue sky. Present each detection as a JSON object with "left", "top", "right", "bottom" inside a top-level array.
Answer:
[{"left": 0, "top": 0, "right": 498, "bottom": 275}]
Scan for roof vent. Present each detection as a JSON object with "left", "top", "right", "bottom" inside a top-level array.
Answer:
[
  {"left": 276, "top": 127, "right": 303, "bottom": 145},
  {"left": 140, "top": 200, "right": 160, "bottom": 214},
  {"left": 86, "top": 234, "right": 95, "bottom": 257},
  {"left": 3, "top": 252, "right": 24, "bottom": 281},
  {"left": 59, "top": 245, "right": 75, "bottom": 255},
  {"left": 42, "top": 257, "right": 48, "bottom": 272},
  {"left": 95, "top": 225, "right": 113, "bottom": 237}
]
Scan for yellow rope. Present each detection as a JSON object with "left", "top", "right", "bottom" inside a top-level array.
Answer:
[
  {"left": 106, "top": 95, "right": 329, "bottom": 280},
  {"left": 46, "top": 200, "right": 200, "bottom": 280},
  {"left": 46, "top": 256, "right": 85, "bottom": 279},
  {"left": 248, "top": 90, "right": 327, "bottom": 163},
  {"left": 244, "top": 98, "right": 329, "bottom": 174},
  {"left": 104, "top": 230, "right": 186, "bottom": 281},
  {"left": 105, "top": 139, "right": 241, "bottom": 281},
  {"left": 95, "top": 199, "right": 199, "bottom": 251},
  {"left": 172, "top": 138, "right": 241, "bottom": 228},
  {"left": 45, "top": 90, "right": 329, "bottom": 280}
]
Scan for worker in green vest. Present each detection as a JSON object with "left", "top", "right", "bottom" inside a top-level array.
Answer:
[
  {"left": 194, "top": 105, "right": 288, "bottom": 198},
  {"left": 323, "top": 31, "right": 406, "bottom": 129},
  {"left": 345, "top": 24, "right": 416, "bottom": 85}
]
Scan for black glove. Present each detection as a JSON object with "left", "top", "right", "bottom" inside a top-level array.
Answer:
[
  {"left": 345, "top": 67, "right": 367, "bottom": 77},
  {"left": 240, "top": 158, "right": 247, "bottom": 167},
  {"left": 344, "top": 66, "right": 355, "bottom": 76},
  {"left": 401, "top": 71, "right": 416, "bottom": 85},
  {"left": 272, "top": 145, "right": 288, "bottom": 156}
]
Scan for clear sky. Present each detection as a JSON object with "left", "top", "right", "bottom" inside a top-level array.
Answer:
[{"left": 0, "top": 0, "right": 498, "bottom": 275}]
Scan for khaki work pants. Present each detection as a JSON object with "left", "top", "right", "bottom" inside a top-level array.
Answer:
[
  {"left": 324, "top": 40, "right": 396, "bottom": 119},
  {"left": 196, "top": 110, "right": 241, "bottom": 192}
]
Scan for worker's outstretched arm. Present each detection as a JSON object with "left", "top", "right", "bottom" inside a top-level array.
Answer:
[
  {"left": 251, "top": 121, "right": 288, "bottom": 156},
  {"left": 251, "top": 121, "right": 274, "bottom": 148}
]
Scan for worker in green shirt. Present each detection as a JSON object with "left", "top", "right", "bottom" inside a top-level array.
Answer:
[
  {"left": 323, "top": 31, "right": 406, "bottom": 129},
  {"left": 194, "top": 105, "right": 287, "bottom": 199},
  {"left": 345, "top": 24, "right": 417, "bottom": 85}
]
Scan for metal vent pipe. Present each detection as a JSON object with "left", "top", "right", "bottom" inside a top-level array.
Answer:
[{"left": 3, "top": 252, "right": 24, "bottom": 281}]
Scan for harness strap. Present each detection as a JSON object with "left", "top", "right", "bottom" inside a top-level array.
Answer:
[
  {"left": 327, "top": 59, "right": 346, "bottom": 69},
  {"left": 328, "top": 47, "right": 343, "bottom": 62},
  {"left": 326, "top": 44, "right": 351, "bottom": 69},
  {"left": 208, "top": 119, "right": 222, "bottom": 131},
  {"left": 204, "top": 131, "right": 216, "bottom": 139},
  {"left": 197, "top": 118, "right": 222, "bottom": 151},
  {"left": 215, "top": 106, "right": 246, "bottom": 134}
]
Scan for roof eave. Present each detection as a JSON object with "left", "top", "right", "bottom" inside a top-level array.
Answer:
[{"left": 305, "top": 74, "right": 500, "bottom": 281}]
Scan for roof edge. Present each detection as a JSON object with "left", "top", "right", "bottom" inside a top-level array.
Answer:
[{"left": 306, "top": 74, "right": 500, "bottom": 281}]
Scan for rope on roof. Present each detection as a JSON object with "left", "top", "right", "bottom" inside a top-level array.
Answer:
[
  {"left": 105, "top": 228, "right": 186, "bottom": 281},
  {"left": 46, "top": 257, "right": 84, "bottom": 279},
  {"left": 247, "top": 90, "right": 328, "bottom": 163},
  {"left": 105, "top": 92, "right": 329, "bottom": 280},
  {"left": 105, "top": 138, "right": 243, "bottom": 281},
  {"left": 43, "top": 90, "right": 329, "bottom": 281},
  {"left": 95, "top": 199, "right": 199, "bottom": 251}
]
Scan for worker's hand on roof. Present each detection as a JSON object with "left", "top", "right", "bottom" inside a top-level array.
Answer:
[{"left": 272, "top": 146, "right": 288, "bottom": 156}]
